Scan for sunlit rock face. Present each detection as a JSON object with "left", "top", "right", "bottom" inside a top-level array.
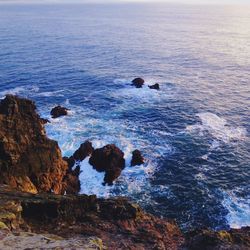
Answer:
[{"left": 0, "top": 95, "right": 72, "bottom": 194}]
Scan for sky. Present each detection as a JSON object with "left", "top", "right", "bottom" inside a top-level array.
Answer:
[{"left": 0, "top": 0, "right": 249, "bottom": 4}]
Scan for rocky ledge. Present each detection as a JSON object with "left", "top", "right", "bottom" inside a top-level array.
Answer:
[
  {"left": 0, "top": 95, "right": 249, "bottom": 249},
  {"left": 0, "top": 185, "right": 184, "bottom": 249}
]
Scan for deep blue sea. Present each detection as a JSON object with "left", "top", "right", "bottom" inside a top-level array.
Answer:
[{"left": 0, "top": 3, "right": 249, "bottom": 231}]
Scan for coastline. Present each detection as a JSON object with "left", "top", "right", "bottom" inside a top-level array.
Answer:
[{"left": 0, "top": 95, "right": 249, "bottom": 249}]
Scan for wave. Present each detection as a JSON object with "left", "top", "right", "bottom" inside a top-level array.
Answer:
[
  {"left": 35, "top": 90, "right": 65, "bottom": 97},
  {"left": 42, "top": 100, "right": 173, "bottom": 198},
  {"left": 112, "top": 78, "right": 176, "bottom": 105},
  {"left": 186, "top": 112, "right": 247, "bottom": 144},
  {"left": 222, "top": 188, "right": 250, "bottom": 229},
  {"left": 0, "top": 85, "right": 39, "bottom": 99}
]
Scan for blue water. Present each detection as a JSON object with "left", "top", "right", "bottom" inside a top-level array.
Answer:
[{"left": 0, "top": 3, "right": 249, "bottom": 231}]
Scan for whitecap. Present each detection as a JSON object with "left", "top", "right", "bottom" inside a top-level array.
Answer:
[
  {"left": 0, "top": 85, "right": 40, "bottom": 99},
  {"left": 42, "top": 101, "right": 173, "bottom": 198},
  {"left": 187, "top": 112, "right": 247, "bottom": 143},
  {"left": 35, "top": 90, "right": 64, "bottom": 97},
  {"left": 79, "top": 157, "right": 112, "bottom": 197},
  {"left": 222, "top": 189, "right": 250, "bottom": 229}
]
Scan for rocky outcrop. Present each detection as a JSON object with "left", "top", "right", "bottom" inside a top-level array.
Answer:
[
  {"left": 0, "top": 95, "right": 76, "bottom": 194},
  {"left": 50, "top": 105, "right": 69, "bottom": 118},
  {"left": 1, "top": 184, "right": 249, "bottom": 250},
  {"left": 89, "top": 144, "right": 125, "bottom": 185},
  {"left": 73, "top": 141, "right": 94, "bottom": 161},
  {"left": 131, "top": 150, "right": 144, "bottom": 166},
  {"left": 0, "top": 185, "right": 184, "bottom": 249},
  {"left": 131, "top": 78, "right": 145, "bottom": 88},
  {"left": 185, "top": 227, "right": 250, "bottom": 250},
  {"left": 149, "top": 83, "right": 160, "bottom": 90}
]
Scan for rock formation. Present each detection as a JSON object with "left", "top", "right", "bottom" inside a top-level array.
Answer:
[
  {"left": 50, "top": 105, "right": 69, "bottom": 118},
  {"left": 131, "top": 78, "right": 145, "bottom": 88},
  {"left": 1, "top": 95, "right": 249, "bottom": 250},
  {"left": 131, "top": 149, "right": 144, "bottom": 166},
  {"left": 0, "top": 184, "right": 184, "bottom": 249},
  {"left": 0, "top": 95, "right": 77, "bottom": 194},
  {"left": 149, "top": 83, "right": 160, "bottom": 90},
  {"left": 73, "top": 141, "right": 94, "bottom": 161},
  {"left": 185, "top": 227, "right": 250, "bottom": 250},
  {"left": 89, "top": 144, "right": 125, "bottom": 185}
]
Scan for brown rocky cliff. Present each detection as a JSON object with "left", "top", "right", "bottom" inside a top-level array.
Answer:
[
  {"left": 0, "top": 185, "right": 184, "bottom": 249},
  {"left": 0, "top": 95, "right": 69, "bottom": 194}
]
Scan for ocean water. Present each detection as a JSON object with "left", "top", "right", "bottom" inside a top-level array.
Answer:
[{"left": 0, "top": 3, "right": 249, "bottom": 231}]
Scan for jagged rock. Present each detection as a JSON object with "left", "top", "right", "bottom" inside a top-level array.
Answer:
[
  {"left": 73, "top": 141, "right": 94, "bottom": 162},
  {"left": 50, "top": 105, "right": 69, "bottom": 118},
  {"left": 63, "top": 156, "right": 75, "bottom": 170},
  {"left": 131, "top": 150, "right": 144, "bottom": 166},
  {"left": 62, "top": 141, "right": 94, "bottom": 194},
  {"left": 148, "top": 83, "right": 160, "bottom": 90},
  {"left": 62, "top": 168, "right": 81, "bottom": 195},
  {"left": 185, "top": 227, "right": 250, "bottom": 250},
  {"left": 131, "top": 78, "right": 145, "bottom": 88},
  {"left": 89, "top": 144, "right": 125, "bottom": 185},
  {"left": 40, "top": 118, "right": 50, "bottom": 124},
  {"left": 0, "top": 185, "right": 185, "bottom": 249},
  {"left": 0, "top": 95, "right": 75, "bottom": 194}
]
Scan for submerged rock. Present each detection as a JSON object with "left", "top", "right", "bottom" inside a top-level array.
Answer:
[
  {"left": 73, "top": 141, "right": 94, "bottom": 162},
  {"left": 149, "top": 83, "right": 160, "bottom": 90},
  {"left": 131, "top": 150, "right": 144, "bottom": 166},
  {"left": 50, "top": 105, "right": 69, "bottom": 118},
  {"left": 131, "top": 78, "right": 145, "bottom": 88},
  {"left": 0, "top": 95, "right": 75, "bottom": 194},
  {"left": 89, "top": 144, "right": 125, "bottom": 185}
]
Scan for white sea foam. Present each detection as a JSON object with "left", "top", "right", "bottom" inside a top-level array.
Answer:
[
  {"left": 35, "top": 90, "right": 65, "bottom": 97},
  {"left": 222, "top": 189, "right": 250, "bottom": 229},
  {"left": 40, "top": 80, "right": 174, "bottom": 198},
  {"left": 0, "top": 85, "right": 40, "bottom": 99},
  {"left": 187, "top": 112, "right": 247, "bottom": 143},
  {"left": 79, "top": 157, "right": 112, "bottom": 197},
  {"left": 112, "top": 78, "right": 175, "bottom": 106}
]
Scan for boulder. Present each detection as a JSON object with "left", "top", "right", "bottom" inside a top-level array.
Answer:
[
  {"left": 131, "top": 78, "right": 145, "bottom": 88},
  {"left": 73, "top": 141, "right": 94, "bottom": 161},
  {"left": 148, "top": 83, "right": 160, "bottom": 90},
  {"left": 89, "top": 144, "right": 125, "bottom": 185},
  {"left": 50, "top": 106, "right": 69, "bottom": 118},
  {"left": 131, "top": 150, "right": 144, "bottom": 166},
  {"left": 0, "top": 95, "right": 74, "bottom": 194}
]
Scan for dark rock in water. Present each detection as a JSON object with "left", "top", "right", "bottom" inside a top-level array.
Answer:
[
  {"left": 73, "top": 141, "right": 94, "bottom": 162},
  {"left": 131, "top": 150, "right": 144, "bottom": 166},
  {"left": 0, "top": 95, "right": 77, "bottom": 194},
  {"left": 62, "top": 141, "right": 94, "bottom": 194},
  {"left": 131, "top": 78, "right": 145, "bottom": 88},
  {"left": 149, "top": 83, "right": 160, "bottom": 90},
  {"left": 89, "top": 144, "right": 125, "bottom": 185},
  {"left": 50, "top": 106, "right": 69, "bottom": 118}
]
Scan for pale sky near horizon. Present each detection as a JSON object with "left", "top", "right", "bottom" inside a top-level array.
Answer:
[{"left": 0, "top": 0, "right": 249, "bottom": 4}]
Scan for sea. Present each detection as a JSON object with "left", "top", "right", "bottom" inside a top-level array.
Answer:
[{"left": 0, "top": 2, "right": 249, "bottom": 231}]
